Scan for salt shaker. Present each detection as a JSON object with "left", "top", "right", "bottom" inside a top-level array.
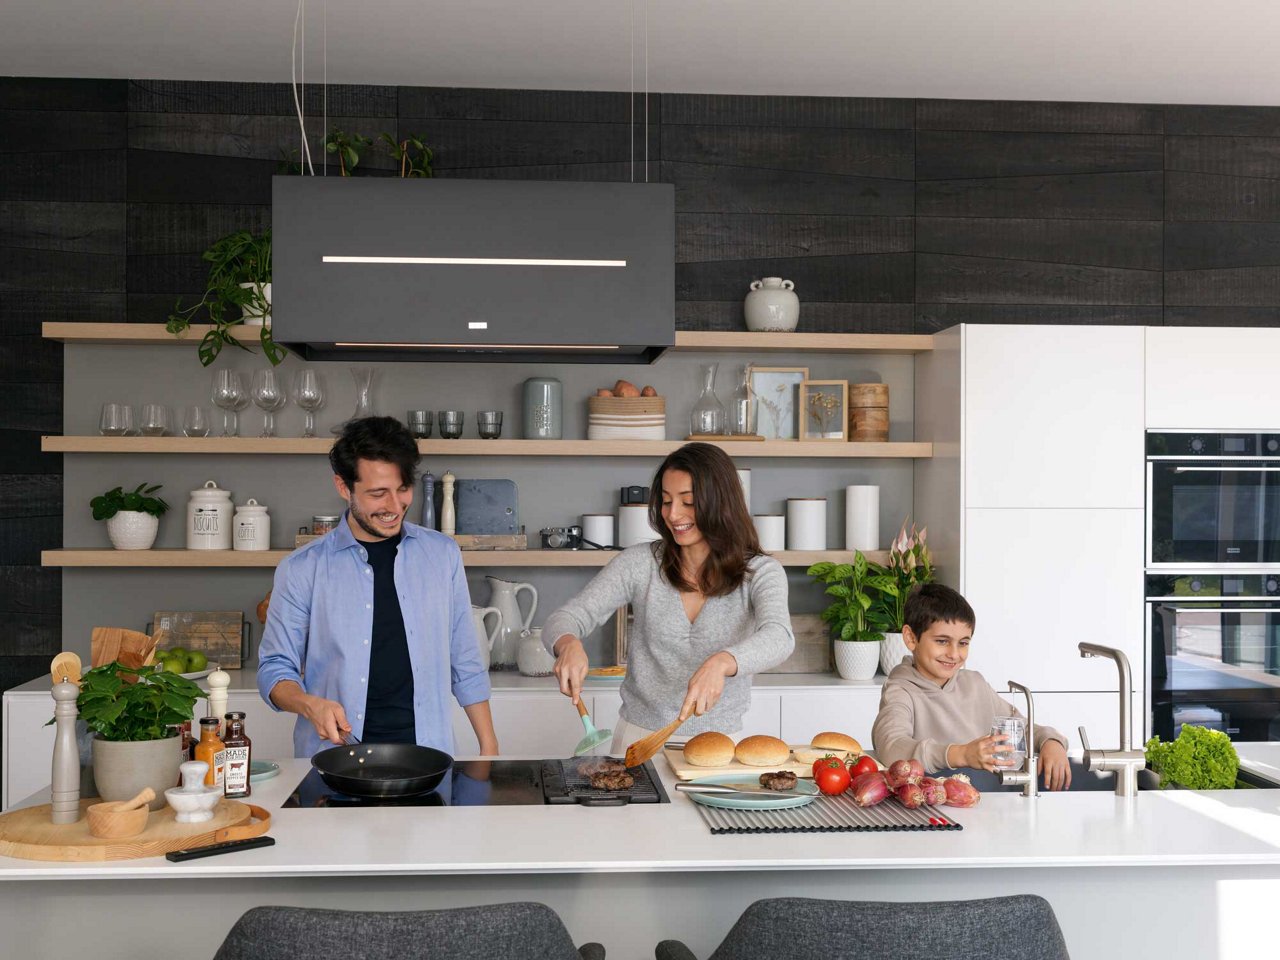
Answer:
[
  {"left": 206, "top": 668, "right": 230, "bottom": 732},
  {"left": 50, "top": 680, "right": 81, "bottom": 824},
  {"left": 441, "top": 471, "right": 457, "bottom": 536}
]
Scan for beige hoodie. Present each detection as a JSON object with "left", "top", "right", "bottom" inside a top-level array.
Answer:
[{"left": 871, "top": 656, "right": 1068, "bottom": 771}]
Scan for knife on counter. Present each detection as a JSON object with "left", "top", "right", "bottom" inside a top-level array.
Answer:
[{"left": 673, "top": 782, "right": 801, "bottom": 798}]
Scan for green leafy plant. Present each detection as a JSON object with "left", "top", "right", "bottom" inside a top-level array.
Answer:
[
  {"left": 808, "top": 552, "right": 885, "bottom": 643},
  {"left": 166, "top": 229, "right": 284, "bottom": 367},
  {"left": 324, "top": 127, "right": 373, "bottom": 176},
  {"left": 379, "top": 132, "right": 434, "bottom": 177},
  {"left": 1145, "top": 724, "right": 1240, "bottom": 790},
  {"left": 869, "top": 520, "right": 935, "bottom": 633},
  {"left": 90, "top": 483, "right": 169, "bottom": 521},
  {"left": 74, "top": 662, "right": 203, "bottom": 742}
]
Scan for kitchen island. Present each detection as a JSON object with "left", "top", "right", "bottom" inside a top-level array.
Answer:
[{"left": 2, "top": 757, "right": 1279, "bottom": 959}]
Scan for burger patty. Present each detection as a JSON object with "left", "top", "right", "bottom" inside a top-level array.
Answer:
[
  {"left": 589, "top": 770, "right": 635, "bottom": 791},
  {"left": 758, "top": 771, "right": 799, "bottom": 791},
  {"left": 578, "top": 757, "right": 628, "bottom": 778}
]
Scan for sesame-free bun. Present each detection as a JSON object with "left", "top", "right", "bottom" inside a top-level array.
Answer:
[
  {"left": 792, "top": 746, "right": 849, "bottom": 765},
  {"left": 811, "top": 731, "right": 862, "bottom": 754},
  {"left": 682, "top": 731, "right": 736, "bottom": 767},
  {"left": 734, "top": 734, "right": 791, "bottom": 767}
]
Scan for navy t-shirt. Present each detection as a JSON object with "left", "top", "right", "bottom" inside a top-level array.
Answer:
[{"left": 361, "top": 532, "right": 416, "bottom": 743}]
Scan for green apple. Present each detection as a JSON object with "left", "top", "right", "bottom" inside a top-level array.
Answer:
[
  {"left": 185, "top": 650, "right": 208, "bottom": 672},
  {"left": 161, "top": 656, "right": 186, "bottom": 674}
]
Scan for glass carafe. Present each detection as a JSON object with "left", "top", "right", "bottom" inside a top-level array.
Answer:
[
  {"left": 728, "top": 364, "right": 756, "bottom": 436},
  {"left": 689, "top": 363, "right": 726, "bottom": 437},
  {"left": 331, "top": 367, "right": 376, "bottom": 434}
]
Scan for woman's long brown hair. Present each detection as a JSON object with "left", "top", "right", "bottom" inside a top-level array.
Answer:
[{"left": 648, "top": 442, "right": 762, "bottom": 597}]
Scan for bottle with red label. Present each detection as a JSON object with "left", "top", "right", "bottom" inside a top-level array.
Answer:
[{"left": 222, "top": 711, "right": 252, "bottom": 798}]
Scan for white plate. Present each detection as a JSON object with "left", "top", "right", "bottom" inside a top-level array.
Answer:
[
  {"left": 684, "top": 774, "right": 819, "bottom": 810},
  {"left": 180, "top": 662, "right": 220, "bottom": 681}
]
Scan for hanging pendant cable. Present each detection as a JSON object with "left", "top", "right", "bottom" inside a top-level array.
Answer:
[
  {"left": 629, "top": 0, "right": 634, "bottom": 184},
  {"left": 322, "top": 0, "right": 327, "bottom": 175},
  {"left": 291, "top": 0, "right": 315, "bottom": 175},
  {"left": 644, "top": 0, "right": 649, "bottom": 183}
]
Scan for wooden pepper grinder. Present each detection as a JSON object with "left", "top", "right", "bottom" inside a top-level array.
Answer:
[
  {"left": 206, "top": 667, "right": 230, "bottom": 732},
  {"left": 50, "top": 680, "right": 81, "bottom": 824},
  {"left": 441, "top": 471, "right": 456, "bottom": 536}
]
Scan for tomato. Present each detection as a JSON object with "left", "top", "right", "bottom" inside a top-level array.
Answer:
[
  {"left": 812, "top": 755, "right": 843, "bottom": 778},
  {"left": 848, "top": 755, "right": 878, "bottom": 779},
  {"left": 813, "top": 760, "right": 851, "bottom": 795}
]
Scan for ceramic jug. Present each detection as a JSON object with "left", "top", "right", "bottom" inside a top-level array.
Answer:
[
  {"left": 486, "top": 576, "right": 538, "bottom": 670},
  {"left": 470, "top": 605, "right": 503, "bottom": 672},
  {"left": 743, "top": 277, "right": 799, "bottom": 332},
  {"left": 517, "top": 628, "right": 556, "bottom": 677}
]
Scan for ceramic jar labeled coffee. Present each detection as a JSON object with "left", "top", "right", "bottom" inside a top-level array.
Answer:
[{"left": 233, "top": 499, "right": 271, "bottom": 551}]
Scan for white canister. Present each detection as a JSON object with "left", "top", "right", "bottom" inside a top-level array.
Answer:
[
  {"left": 186, "top": 480, "right": 233, "bottom": 551},
  {"left": 233, "top": 499, "right": 271, "bottom": 552},
  {"left": 736, "top": 468, "right": 752, "bottom": 514},
  {"left": 744, "top": 277, "right": 800, "bottom": 332},
  {"left": 753, "top": 514, "right": 785, "bottom": 552},
  {"left": 582, "top": 513, "right": 615, "bottom": 548},
  {"left": 618, "top": 504, "right": 661, "bottom": 547},
  {"left": 786, "top": 498, "right": 827, "bottom": 550},
  {"left": 844, "top": 485, "right": 880, "bottom": 551}
]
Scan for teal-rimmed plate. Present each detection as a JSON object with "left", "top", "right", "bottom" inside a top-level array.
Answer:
[
  {"left": 250, "top": 759, "right": 281, "bottom": 783},
  {"left": 683, "top": 774, "right": 819, "bottom": 811}
]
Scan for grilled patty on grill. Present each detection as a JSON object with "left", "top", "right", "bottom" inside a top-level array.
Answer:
[{"left": 589, "top": 770, "right": 636, "bottom": 791}]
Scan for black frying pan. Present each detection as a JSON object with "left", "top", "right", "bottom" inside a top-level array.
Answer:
[{"left": 311, "top": 743, "right": 453, "bottom": 798}]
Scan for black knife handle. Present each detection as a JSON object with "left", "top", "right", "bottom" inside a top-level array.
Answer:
[{"left": 166, "top": 836, "right": 276, "bottom": 862}]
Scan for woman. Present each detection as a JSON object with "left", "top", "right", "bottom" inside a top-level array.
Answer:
[{"left": 544, "top": 442, "right": 795, "bottom": 754}]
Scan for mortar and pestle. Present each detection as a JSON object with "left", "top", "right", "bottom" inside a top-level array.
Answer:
[
  {"left": 86, "top": 787, "right": 155, "bottom": 839},
  {"left": 165, "top": 761, "right": 223, "bottom": 823}
]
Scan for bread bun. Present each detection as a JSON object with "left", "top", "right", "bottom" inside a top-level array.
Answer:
[
  {"left": 792, "top": 746, "right": 849, "bottom": 765},
  {"left": 734, "top": 734, "right": 791, "bottom": 767},
  {"left": 811, "top": 731, "right": 862, "bottom": 754},
  {"left": 682, "top": 731, "right": 735, "bottom": 767}
]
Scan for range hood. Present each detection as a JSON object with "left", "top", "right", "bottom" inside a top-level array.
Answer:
[{"left": 271, "top": 177, "right": 674, "bottom": 363}]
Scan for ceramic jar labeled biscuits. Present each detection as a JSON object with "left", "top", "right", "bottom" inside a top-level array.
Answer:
[{"left": 186, "top": 480, "right": 233, "bottom": 550}]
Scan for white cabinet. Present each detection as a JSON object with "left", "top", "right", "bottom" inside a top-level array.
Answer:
[
  {"left": 779, "top": 689, "right": 881, "bottom": 746},
  {"left": 964, "top": 325, "right": 1145, "bottom": 509},
  {"left": 452, "top": 695, "right": 593, "bottom": 757},
  {"left": 2, "top": 696, "right": 56, "bottom": 812},
  {"left": 1147, "top": 327, "right": 1280, "bottom": 429},
  {"left": 226, "top": 692, "right": 294, "bottom": 761},
  {"left": 591, "top": 690, "right": 782, "bottom": 741},
  {"left": 963, "top": 508, "right": 1144, "bottom": 692}
]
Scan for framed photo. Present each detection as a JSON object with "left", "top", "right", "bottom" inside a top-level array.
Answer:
[
  {"left": 800, "top": 380, "right": 849, "bottom": 441},
  {"left": 614, "top": 604, "right": 634, "bottom": 665},
  {"left": 749, "top": 366, "right": 809, "bottom": 440}
]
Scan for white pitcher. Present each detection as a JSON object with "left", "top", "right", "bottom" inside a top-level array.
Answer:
[
  {"left": 470, "top": 605, "right": 503, "bottom": 672},
  {"left": 486, "top": 576, "right": 538, "bottom": 669}
]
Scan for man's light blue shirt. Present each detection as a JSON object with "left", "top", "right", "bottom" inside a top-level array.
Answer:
[{"left": 257, "top": 514, "right": 490, "bottom": 758}]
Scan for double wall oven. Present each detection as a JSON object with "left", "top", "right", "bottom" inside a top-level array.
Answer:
[{"left": 1147, "top": 431, "right": 1280, "bottom": 741}]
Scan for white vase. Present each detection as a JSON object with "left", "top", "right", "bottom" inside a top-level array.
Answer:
[
  {"left": 238, "top": 281, "right": 271, "bottom": 327},
  {"left": 106, "top": 511, "right": 159, "bottom": 550},
  {"left": 879, "top": 631, "right": 910, "bottom": 675},
  {"left": 744, "top": 277, "right": 799, "bottom": 332},
  {"left": 834, "top": 640, "right": 881, "bottom": 680}
]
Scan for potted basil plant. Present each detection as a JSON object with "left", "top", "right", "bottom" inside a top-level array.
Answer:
[
  {"left": 90, "top": 483, "right": 169, "bottom": 551},
  {"left": 77, "top": 663, "right": 203, "bottom": 810},
  {"left": 808, "top": 552, "right": 884, "bottom": 680}
]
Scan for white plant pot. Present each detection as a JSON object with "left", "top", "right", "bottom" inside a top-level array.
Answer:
[
  {"left": 879, "top": 631, "right": 910, "bottom": 675},
  {"left": 238, "top": 281, "right": 271, "bottom": 328},
  {"left": 106, "top": 511, "right": 159, "bottom": 550},
  {"left": 834, "top": 640, "right": 881, "bottom": 680}
]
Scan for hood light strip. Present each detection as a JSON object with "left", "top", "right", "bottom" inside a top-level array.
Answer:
[
  {"left": 322, "top": 256, "right": 626, "bottom": 267},
  {"left": 332, "top": 342, "right": 619, "bottom": 351}
]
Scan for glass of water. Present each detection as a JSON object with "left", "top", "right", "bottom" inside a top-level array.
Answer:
[{"left": 990, "top": 716, "right": 1027, "bottom": 768}]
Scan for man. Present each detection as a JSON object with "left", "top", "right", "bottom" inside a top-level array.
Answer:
[{"left": 258, "top": 416, "right": 499, "bottom": 758}]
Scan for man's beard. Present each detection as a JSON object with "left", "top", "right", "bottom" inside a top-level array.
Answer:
[{"left": 349, "top": 499, "right": 401, "bottom": 540}]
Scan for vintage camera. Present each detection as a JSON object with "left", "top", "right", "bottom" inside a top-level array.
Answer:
[{"left": 540, "top": 525, "right": 584, "bottom": 550}]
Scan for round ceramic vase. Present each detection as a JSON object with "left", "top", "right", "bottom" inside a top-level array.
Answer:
[
  {"left": 744, "top": 277, "right": 799, "bottom": 332},
  {"left": 105, "top": 511, "right": 159, "bottom": 550},
  {"left": 92, "top": 734, "right": 184, "bottom": 811},
  {"left": 834, "top": 640, "right": 881, "bottom": 681}
]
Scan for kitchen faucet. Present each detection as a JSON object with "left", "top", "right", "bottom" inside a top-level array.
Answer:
[
  {"left": 998, "top": 681, "right": 1038, "bottom": 798},
  {"left": 1078, "top": 642, "right": 1146, "bottom": 798}
]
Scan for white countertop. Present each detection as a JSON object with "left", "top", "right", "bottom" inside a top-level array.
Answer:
[{"left": 4, "top": 754, "right": 1280, "bottom": 881}]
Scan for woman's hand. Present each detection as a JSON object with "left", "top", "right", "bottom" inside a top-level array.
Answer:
[
  {"left": 1039, "top": 739, "right": 1072, "bottom": 791},
  {"left": 552, "top": 635, "right": 590, "bottom": 705},
  {"left": 950, "top": 734, "right": 1014, "bottom": 773},
  {"left": 679, "top": 651, "right": 738, "bottom": 720}
]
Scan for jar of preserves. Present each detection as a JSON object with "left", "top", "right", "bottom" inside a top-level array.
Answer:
[
  {"left": 222, "top": 712, "right": 253, "bottom": 798},
  {"left": 194, "top": 717, "right": 226, "bottom": 789},
  {"left": 311, "top": 515, "right": 340, "bottom": 536}
]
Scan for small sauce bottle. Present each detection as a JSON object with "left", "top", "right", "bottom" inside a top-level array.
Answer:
[
  {"left": 222, "top": 711, "right": 253, "bottom": 799},
  {"left": 194, "top": 717, "right": 226, "bottom": 789}
]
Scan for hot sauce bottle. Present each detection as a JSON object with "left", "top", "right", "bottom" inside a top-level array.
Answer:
[
  {"left": 222, "top": 711, "right": 253, "bottom": 799},
  {"left": 194, "top": 717, "right": 226, "bottom": 789}
]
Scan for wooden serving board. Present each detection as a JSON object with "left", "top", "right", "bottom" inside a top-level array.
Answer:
[
  {"left": 663, "top": 745, "right": 817, "bottom": 781},
  {"left": 0, "top": 798, "right": 269, "bottom": 862}
]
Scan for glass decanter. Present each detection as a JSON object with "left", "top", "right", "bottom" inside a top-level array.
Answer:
[
  {"left": 689, "top": 362, "right": 726, "bottom": 436},
  {"left": 331, "top": 366, "right": 376, "bottom": 434},
  {"left": 728, "top": 364, "right": 756, "bottom": 436}
]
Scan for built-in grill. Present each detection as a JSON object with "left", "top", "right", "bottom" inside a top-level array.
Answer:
[{"left": 543, "top": 758, "right": 668, "bottom": 806}]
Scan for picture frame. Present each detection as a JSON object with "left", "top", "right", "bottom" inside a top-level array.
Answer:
[
  {"left": 799, "top": 380, "right": 849, "bottom": 441},
  {"left": 614, "top": 604, "right": 633, "bottom": 665},
  {"left": 749, "top": 366, "right": 809, "bottom": 440}
]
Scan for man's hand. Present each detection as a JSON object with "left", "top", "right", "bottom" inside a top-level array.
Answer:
[
  {"left": 301, "top": 695, "right": 351, "bottom": 745},
  {"left": 552, "top": 634, "right": 590, "bottom": 705},
  {"left": 1040, "top": 739, "right": 1072, "bottom": 791},
  {"left": 679, "top": 651, "right": 738, "bottom": 721}
]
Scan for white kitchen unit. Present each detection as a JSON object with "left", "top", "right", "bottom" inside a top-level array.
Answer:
[
  {"left": 777, "top": 682, "right": 881, "bottom": 745},
  {"left": 1147, "top": 326, "right": 1280, "bottom": 429}
]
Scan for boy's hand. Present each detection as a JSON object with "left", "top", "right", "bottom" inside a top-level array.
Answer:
[
  {"left": 1040, "top": 740, "right": 1072, "bottom": 791},
  {"left": 952, "top": 734, "right": 1014, "bottom": 772}
]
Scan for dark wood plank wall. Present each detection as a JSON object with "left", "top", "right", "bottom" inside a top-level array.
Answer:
[{"left": 4, "top": 76, "right": 1280, "bottom": 707}]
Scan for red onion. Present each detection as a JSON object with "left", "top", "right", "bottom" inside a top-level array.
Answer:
[{"left": 850, "top": 771, "right": 890, "bottom": 807}]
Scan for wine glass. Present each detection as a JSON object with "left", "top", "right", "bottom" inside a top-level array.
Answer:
[
  {"left": 291, "top": 370, "right": 325, "bottom": 438},
  {"left": 252, "top": 368, "right": 287, "bottom": 438},
  {"left": 211, "top": 370, "right": 248, "bottom": 437}
]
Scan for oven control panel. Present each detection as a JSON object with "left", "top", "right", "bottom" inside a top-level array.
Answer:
[
  {"left": 1147, "top": 431, "right": 1280, "bottom": 457},
  {"left": 1146, "top": 573, "right": 1280, "bottom": 599}
]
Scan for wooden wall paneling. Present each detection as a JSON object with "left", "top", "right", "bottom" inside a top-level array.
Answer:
[
  {"left": 0, "top": 249, "right": 124, "bottom": 294},
  {"left": 1166, "top": 105, "right": 1280, "bottom": 137},
  {"left": 676, "top": 213, "right": 912, "bottom": 262},
  {"left": 129, "top": 79, "right": 396, "bottom": 117},
  {"left": 677, "top": 253, "right": 914, "bottom": 305},
  {"left": 0, "top": 475, "right": 61, "bottom": 566},
  {"left": 0, "top": 340, "right": 61, "bottom": 384},
  {"left": 0, "top": 567, "right": 61, "bottom": 655},
  {"left": 0, "top": 292, "right": 125, "bottom": 327},
  {"left": 399, "top": 118, "right": 650, "bottom": 173},
  {"left": 0, "top": 150, "right": 126, "bottom": 202},
  {"left": 1165, "top": 172, "right": 1280, "bottom": 222},
  {"left": 665, "top": 161, "right": 914, "bottom": 216},
  {"left": 915, "top": 304, "right": 1163, "bottom": 333},
  {"left": 0, "top": 109, "right": 126, "bottom": 152},
  {"left": 917, "top": 217, "right": 1163, "bottom": 270},
  {"left": 0, "top": 384, "right": 61, "bottom": 434},
  {"left": 678, "top": 301, "right": 914, "bottom": 334},
  {"left": 917, "top": 171, "right": 1164, "bottom": 220},
  {"left": 397, "top": 86, "right": 630, "bottom": 124},
  {"left": 444, "top": 162, "right": 640, "bottom": 182},
  {"left": 917, "top": 99, "right": 1163, "bottom": 135},
  {"left": 1166, "top": 135, "right": 1280, "bottom": 180},
  {"left": 1166, "top": 266, "right": 1280, "bottom": 307},
  {"left": 917, "top": 254, "right": 1162, "bottom": 305},
  {"left": 0, "top": 201, "right": 125, "bottom": 255},
  {"left": 127, "top": 150, "right": 277, "bottom": 204},
  {"left": 916, "top": 131, "right": 1163, "bottom": 180},
  {"left": 661, "top": 125, "right": 913, "bottom": 180},
  {"left": 1164, "top": 306, "right": 1280, "bottom": 326},
  {"left": 662, "top": 94, "right": 912, "bottom": 129},
  {"left": 125, "top": 203, "right": 272, "bottom": 256},
  {"left": 0, "top": 431, "right": 61, "bottom": 477},
  {"left": 0, "top": 78, "right": 126, "bottom": 112},
  {"left": 1163, "top": 221, "right": 1280, "bottom": 271}
]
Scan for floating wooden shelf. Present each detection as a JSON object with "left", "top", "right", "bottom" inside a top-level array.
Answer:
[
  {"left": 41, "top": 436, "right": 932, "bottom": 458},
  {"left": 42, "top": 548, "right": 888, "bottom": 569},
  {"left": 42, "top": 323, "right": 933, "bottom": 355}
]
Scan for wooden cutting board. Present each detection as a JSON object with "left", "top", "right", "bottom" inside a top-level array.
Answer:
[
  {"left": 0, "top": 798, "right": 268, "bottom": 862},
  {"left": 663, "top": 745, "right": 818, "bottom": 781}
]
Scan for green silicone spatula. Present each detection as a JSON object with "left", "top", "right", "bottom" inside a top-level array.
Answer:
[{"left": 573, "top": 699, "right": 613, "bottom": 756}]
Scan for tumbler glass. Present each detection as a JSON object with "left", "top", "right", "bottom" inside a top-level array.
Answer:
[
  {"left": 990, "top": 716, "right": 1027, "bottom": 768},
  {"left": 407, "top": 410, "right": 433, "bottom": 439},
  {"left": 181, "top": 405, "right": 211, "bottom": 438},
  {"left": 139, "top": 403, "right": 169, "bottom": 436},
  {"left": 438, "top": 410, "right": 464, "bottom": 439},
  {"left": 477, "top": 411, "right": 503, "bottom": 439},
  {"left": 99, "top": 403, "right": 134, "bottom": 437}
]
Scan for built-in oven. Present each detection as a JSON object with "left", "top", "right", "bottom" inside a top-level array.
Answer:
[
  {"left": 1148, "top": 572, "right": 1280, "bottom": 742},
  {"left": 1147, "top": 430, "right": 1280, "bottom": 567}
]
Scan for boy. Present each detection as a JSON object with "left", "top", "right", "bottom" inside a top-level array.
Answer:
[{"left": 871, "top": 583, "right": 1072, "bottom": 791}]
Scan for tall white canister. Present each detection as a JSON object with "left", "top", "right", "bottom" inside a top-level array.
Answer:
[
  {"left": 845, "top": 485, "right": 880, "bottom": 551},
  {"left": 618, "top": 504, "right": 661, "bottom": 547},
  {"left": 753, "top": 514, "right": 786, "bottom": 552},
  {"left": 786, "top": 498, "right": 827, "bottom": 550},
  {"left": 233, "top": 498, "right": 271, "bottom": 551},
  {"left": 187, "top": 480, "right": 233, "bottom": 550},
  {"left": 736, "top": 468, "right": 752, "bottom": 514}
]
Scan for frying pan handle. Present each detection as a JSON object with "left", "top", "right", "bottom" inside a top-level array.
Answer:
[{"left": 575, "top": 796, "right": 629, "bottom": 807}]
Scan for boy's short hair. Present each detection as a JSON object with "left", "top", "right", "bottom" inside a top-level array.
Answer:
[{"left": 904, "top": 583, "right": 976, "bottom": 637}]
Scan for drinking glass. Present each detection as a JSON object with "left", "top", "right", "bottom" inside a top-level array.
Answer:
[
  {"left": 99, "top": 403, "right": 133, "bottom": 437},
  {"left": 407, "top": 410, "right": 433, "bottom": 439},
  {"left": 252, "top": 368, "right": 288, "bottom": 438},
  {"left": 477, "top": 411, "right": 503, "bottom": 439},
  {"left": 211, "top": 370, "right": 249, "bottom": 437},
  {"left": 181, "top": 405, "right": 211, "bottom": 438},
  {"left": 438, "top": 411, "right": 464, "bottom": 439},
  {"left": 139, "top": 403, "right": 169, "bottom": 437},
  {"left": 990, "top": 716, "right": 1027, "bottom": 769},
  {"left": 292, "top": 370, "right": 325, "bottom": 438}
]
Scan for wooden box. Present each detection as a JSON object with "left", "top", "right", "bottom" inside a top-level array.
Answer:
[
  {"left": 150, "top": 610, "right": 247, "bottom": 669},
  {"left": 764, "top": 613, "right": 833, "bottom": 674}
]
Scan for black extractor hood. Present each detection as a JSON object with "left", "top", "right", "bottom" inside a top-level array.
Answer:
[{"left": 272, "top": 177, "right": 674, "bottom": 363}]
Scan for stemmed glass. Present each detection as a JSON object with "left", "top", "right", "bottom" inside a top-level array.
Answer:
[
  {"left": 292, "top": 370, "right": 325, "bottom": 438},
  {"left": 251, "top": 368, "right": 287, "bottom": 438},
  {"left": 211, "top": 371, "right": 249, "bottom": 437}
]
